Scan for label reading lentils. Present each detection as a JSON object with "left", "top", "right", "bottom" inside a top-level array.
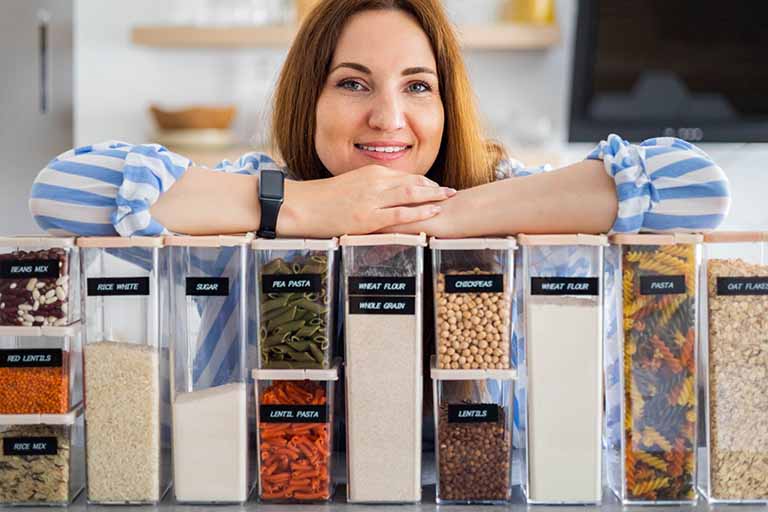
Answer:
[
  {"left": 445, "top": 274, "right": 503, "bottom": 293},
  {"left": 3, "top": 437, "right": 58, "bottom": 456},
  {"left": 349, "top": 296, "right": 415, "bottom": 315},
  {"left": 260, "top": 405, "right": 328, "bottom": 423},
  {"left": 0, "top": 259, "right": 59, "bottom": 279},
  {"left": 639, "top": 275, "right": 686, "bottom": 295},
  {"left": 262, "top": 274, "right": 322, "bottom": 294},
  {"left": 186, "top": 277, "right": 229, "bottom": 296},
  {"left": 447, "top": 404, "right": 500, "bottom": 423},
  {"left": 87, "top": 277, "right": 150, "bottom": 296},
  {"left": 348, "top": 276, "right": 416, "bottom": 296},
  {"left": 0, "top": 349, "right": 63, "bottom": 368},
  {"left": 530, "top": 277, "right": 599, "bottom": 296},
  {"left": 716, "top": 277, "right": 768, "bottom": 296}
]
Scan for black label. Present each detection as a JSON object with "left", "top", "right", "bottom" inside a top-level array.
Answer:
[
  {"left": 0, "top": 259, "right": 59, "bottom": 279},
  {"left": 717, "top": 277, "right": 768, "bottom": 296},
  {"left": 186, "top": 277, "right": 229, "bottom": 296},
  {"left": 0, "top": 349, "right": 63, "bottom": 368},
  {"left": 349, "top": 296, "right": 415, "bottom": 315},
  {"left": 448, "top": 404, "right": 500, "bottom": 423},
  {"left": 260, "top": 405, "right": 328, "bottom": 423},
  {"left": 3, "top": 437, "right": 58, "bottom": 456},
  {"left": 262, "top": 274, "right": 322, "bottom": 294},
  {"left": 640, "top": 275, "right": 686, "bottom": 295},
  {"left": 445, "top": 274, "right": 504, "bottom": 293},
  {"left": 531, "top": 277, "right": 600, "bottom": 296},
  {"left": 87, "top": 277, "right": 150, "bottom": 296},
  {"left": 348, "top": 276, "right": 416, "bottom": 296}
]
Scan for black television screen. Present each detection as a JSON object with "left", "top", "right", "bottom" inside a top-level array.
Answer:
[{"left": 569, "top": 0, "right": 768, "bottom": 142}]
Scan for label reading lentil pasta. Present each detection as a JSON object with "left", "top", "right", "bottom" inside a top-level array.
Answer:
[
  {"left": 445, "top": 274, "right": 503, "bottom": 293},
  {"left": 87, "top": 277, "right": 150, "bottom": 296},
  {"left": 349, "top": 296, "right": 415, "bottom": 315},
  {"left": 262, "top": 274, "right": 322, "bottom": 293},
  {"left": 530, "top": 277, "right": 599, "bottom": 296},
  {"left": 447, "top": 404, "right": 499, "bottom": 423},
  {"left": 260, "top": 404, "right": 328, "bottom": 423},
  {"left": 0, "top": 348, "right": 62, "bottom": 368},
  {"left": 348, "top": 276, "right": 415, "bottom": 295},
  {"left": 3, "top": 437, "right": 58, "bottom": 456},
  {"left": 716, "top": 276, "right": 768, "bottom": 295},
  {"left": 0, "top": 259, "right": 59, "bottom": 278}
]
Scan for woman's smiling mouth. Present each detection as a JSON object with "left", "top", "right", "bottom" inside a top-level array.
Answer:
[{"left": 354, "top": 142, "right": 413, "bottom": 161}]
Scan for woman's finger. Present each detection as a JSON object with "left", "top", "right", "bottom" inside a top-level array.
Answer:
[
  {"left": 375, "top": 203, "right": 442, "bottom": 229},
  {"left": 377, "top": 185, "right": 455, "bottom": 208}
]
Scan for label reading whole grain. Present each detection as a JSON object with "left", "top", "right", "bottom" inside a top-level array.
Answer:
[
  {"left": 262, "top": 274, "right": 322, "bottom": 294},
  {"left": 0, "top": 349, "right": 63, "bottom": 368},
  {"left": 530, "top": 277, "right": 599, "bottom": 296},
  {"left": 716, "top": 277, "right": 768, "bottom": 296},
  {"left": 0, "top": 259, "right": 59, "bottom": 279},
  {"left": 447, "top": 404, "right": 500, "bottom": 423},
  {"left": 3, "top": 437, "right": 58, "bottom": 456},
  {"left": 349, "top": 296, "right": 415, "bottom": 315},
  {"left": 87, "top": 277, "right": 150, "bottom": 296},
  {"left": 445, "top": 274, "right": 503, "bottom": 293},
  {"left": 348, "top": 276, "right": 416, "bottom": 296},
  {"left": 639, "top": 275, "right": 686, "bottom": 295},
  {"left": 260, "top": 405, "right": 328, "bottom": 423},
  {"left": 186, "top": 277, "right": 229, "bottom": 296}
]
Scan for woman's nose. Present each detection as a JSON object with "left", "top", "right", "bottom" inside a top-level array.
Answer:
[{"left": 368, "top": 90, "right": 406, "bottom": 132}]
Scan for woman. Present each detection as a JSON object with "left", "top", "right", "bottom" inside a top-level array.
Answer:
[{"left": 29, "top": 0, "right": 730, "bottom": 238}]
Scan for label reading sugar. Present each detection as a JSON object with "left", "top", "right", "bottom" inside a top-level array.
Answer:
[
  {"left": 349, "top": 296, "right": 415, "bottom": 315},
  {"left": 0, "top": 349, "right": 63, "bottom": 368},
  {"left": 448, "top": 404, "right": 500, "bottom": 423},
  {"left": 262, "top": 274, "right": 322, "bottom": 294},
  {"left": 348, "top": 276, "right": 416, "bottom": 296},
  {"left": 445, "top": 274, "right": 504, "bottom": 293},
  {"left": 87, "top": 277, "right": 150, "bottom": 296},
  {"left": 186, "top": 277, "right": 229, "bottom": 296},
  {"left": 260, "top": 405, "right": 328, "bottom": 423},
  {"left": 3, "top": 437, "right": 58, "bottom": 456},
  {"left": 0, "top": 259, "right": 59, "bottom": 279},
  {"left": 530, "top": 277, "right": 599, "bottom": 296},
  {"left": 717, "top": 277, "right": 768, "bottom": 296},
  {"left": 640, "top": 275, "right": 686, "bottom": 295}
]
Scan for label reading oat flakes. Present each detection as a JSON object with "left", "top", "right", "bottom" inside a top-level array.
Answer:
[
  {"left": 3, "top": 437, "right": 58, "bottom": 456},
  {"left": 716, "top": 277, "right": 768, "bottom": 296},
  {"left": 639, "top": 275, "right": 686, "bottom": 295},
  {"left": 0, "top": 349, "right": 63, "bottom": 368},
  {"left": 445, "top": 275, "right": 503, "bottom": 293},
  {"left": 530, "top": 277, "right": 599, "bottom": 296},
  {"left": 262, "top": 274, "right": 322, "bottom": 294},
  {"left": 186, "top": 277, "right": 229, "bottom": 296},
  {"left": 447, "top": 404, "right": 500, "bottom": 423},
  {"left": 0, "top": 259, "right": 59, "bottom": 279},
  {"left": 348, "top": 276, "right": 416, "bottom": 296}
]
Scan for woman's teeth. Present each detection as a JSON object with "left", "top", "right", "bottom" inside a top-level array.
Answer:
[{"left": 356, "top": 144, "right": 409, "bottom": 153}]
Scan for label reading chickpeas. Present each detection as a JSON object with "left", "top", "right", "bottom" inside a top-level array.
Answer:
[
  {"left": 0, "top": 349, "right": 63, "bottom": 368},
  {"left": 3, "top": 437, "right": 58, "bottom": 456},
  {"left": 185, "top": 277, "right": 229, "bottom": 296},
  {"left": 349, "top": 296, "right": 415, "bottom": 315},
  {"left": 716, "top": 276, "right": 768, "bottom": 295},
  {"left": 530, "top": 277, "right": 599, "bottom": 296},
  {"left": 639, "top": 275, "right": 686, "bottom": 295},
  {"left": 445, "top": 274, "right": 503, "bottom": 293},
  {"left": 262, "top": 274, "right": 322, "bottom": 294},
  {"left": 348, "top": 276, "right": 416, "bottom": 296},
  {"left": 447, "top": 404, "right": 500, "bottom": 423},
  {"left": 0, "top": 259, "right": 59, "bottom": 279}
]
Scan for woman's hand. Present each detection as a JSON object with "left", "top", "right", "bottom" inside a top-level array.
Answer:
[{"left": 278, "top": 164, "right": 456, "bottom": 237}]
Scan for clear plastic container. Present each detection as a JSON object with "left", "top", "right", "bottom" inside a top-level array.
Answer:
[
  {"left": 0, "top": 407, "right": 85, "bottom": 506},
  {"left": 341, "top": 234, "right": 425, "bottom": 503},
  {"left": 516, "top": 234, "right": 605, "bottom": 504},
  {"left": 166, "top": 234, "right": 255, "bottom": 504},
  {"left": 431, "top": 357, "right": 515, "bottom": 504},
  {"left": 252, "top": 361, "right": 339, "bottom": 503},
  {"left": 699, "top": 231, "right": 768, "bottom": 503},
  {"left": 80, "top": 236, "right": 170, "bottom": 505},
  {"left": 430, "top": 238, "right": 516, "bottom": 370},
  {"left": 0, "top": 237, "right": 79, "bottom": 327},
  {"left": 604, "top": 234, "right": 701, "bottom": 505},
  {"left": 253, "top": 238, "right": 338, "bottom": 369}
]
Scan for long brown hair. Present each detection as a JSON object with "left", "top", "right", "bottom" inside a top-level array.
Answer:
[{"left": 271, "top": 0, "right": 502, "bottom": 189}]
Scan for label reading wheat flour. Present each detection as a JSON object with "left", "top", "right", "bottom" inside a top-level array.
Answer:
[
  {"left": 348, "top": 276, "right": 416, "bottom": 296},
  {"left": 639, "top": 275, "right": 686, "bottom": 295},
  {"left": 447, "top": 404, "right": 500, "bottom": 423},
  {"left": 260, "top": 405, "right": 328, "bottom": 423},
  {"left": 262, "top": 274, "right": 322, "bottom": 294},
  {"left": 716, "top": 277, "right": 768, "bottom": 296},
  {"left": 87, "top": 277, "right": 150, "bottom": 296},
  {"left": 530, "top": 277, "right": 599, "bottom": 296},
  {"left": 349, "top": 296, "right": 415, "bottom": 315},
  {"left": 186, "top": 277, "right": 229, "bottom": 296},
  {"left": 0, "top": 259, "right": 59, "bottom": 279},
  {"left": 0, "top": 349, "right": 63, "bottom": 368},
  {"left": 3, "top": 437, "right": 58, "bottom": 456}
]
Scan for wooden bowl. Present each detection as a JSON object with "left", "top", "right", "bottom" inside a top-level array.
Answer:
[{"left": 149, "top": 105, "right": 237, "bottom": 130}]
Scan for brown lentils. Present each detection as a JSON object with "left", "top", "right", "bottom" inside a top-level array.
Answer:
[{"left": 436, "top": 270, "right": 511, "bottom": 369}]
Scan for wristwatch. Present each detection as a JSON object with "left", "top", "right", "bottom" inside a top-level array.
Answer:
[{"left": 257, "top": 170, "right": 285, "bottom": 239}]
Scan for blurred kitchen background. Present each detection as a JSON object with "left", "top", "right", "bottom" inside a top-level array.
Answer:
[{"left": 1, "top": 0, "right": 766, "bottom": 234}]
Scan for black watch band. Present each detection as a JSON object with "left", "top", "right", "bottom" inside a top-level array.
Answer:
[{"left": 257, "top": 170, "right": 285, "bottom": 239}]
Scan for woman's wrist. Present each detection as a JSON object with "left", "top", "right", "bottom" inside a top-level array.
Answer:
[{"left": 276, "top": 179, "right": 308, "bottom": 237}]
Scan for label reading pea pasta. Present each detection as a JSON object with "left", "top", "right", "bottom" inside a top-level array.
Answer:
[
  {"left": 0, "top": 348, "right": 62, "bottom": 368},
  {"left": 639, "top": 275, "right": 686, "bottom": 295},
  {"left": 530, "top": 277, "right": 599, "bottom": 296},
  {"left": 3, "top": 437, "right": 58, "bottom": 456},
  {"left": 260, "top": 405, "right": 328, "bottom": 423},
  {"left": 445, "top": 274, "right": 503, "bottom": 293},
  {"left": 716, "top": 276, "right": 768, "bottom": 295},
  {"left": 348, "top": 276, "right": 416, "bottom": 296},
  {"left": 447, "top": 404, "right": 499, "bottom": 423},
  {"left": 262, "top": 274, "right": 322, "bottom": 293},
  {"left": 87, "top": 277, "right": 150, "bottom": 296},
  {"left": 349, "top": 296, "right": 415, "bottom": 315},
  {"left": 186, "top": 277, "right": 229, "bottom": 296},
  {"left": 0, "top": 259, "right": 59, "bottom": 279}
]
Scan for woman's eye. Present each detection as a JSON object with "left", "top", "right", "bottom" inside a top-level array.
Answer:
[
  {"left": 407, "top": 82, "right": 431, "bottom": 93},
  {"left": 338, "top": 80, "right": 366, "bottom": 91}
]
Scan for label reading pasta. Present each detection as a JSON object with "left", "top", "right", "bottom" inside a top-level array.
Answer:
[
  {"left": 186, "top": 277, "right": 229, "bottom": 296},
  {"left": 447, "top": 404, "right": 499, "bottom": 423},
  {"left": 0, "top": 349, "right": 63, "bottom": 368},
  {"left": 349, "top": 296, "right": 415, "bottom": 315},
  {"left": 260, "top": 405, "right": 328, "bottom": 423},
  {"left": 716, "top": 276, "right": 768, "bottom": 295},
  {"left": 530, "top": 277, "right": 599, "bottom": 296},
  {"left": 445, "top": 275, "right": 503, "bottom": 293},
  {"left": 87, "top": 277, "right": 150, "bottom": 296},
  {"left": 262, "top": 274, "right": 322, "bottom": 294},
  {"left": 0, "top": 259, "right": 59, "bottom": 278},
  {"left": 348, "top": 276, "right": 416, "bottom": 296},
  {"left": 639, "top": 275, "right": 686, "bottom": 295},
  {"left": 3, "top": 437, "right": 58, "bottom": 456}
]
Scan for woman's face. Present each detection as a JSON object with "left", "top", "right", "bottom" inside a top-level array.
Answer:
[{"left": 315, "top": 9, "right": 444, "bottom": 176}]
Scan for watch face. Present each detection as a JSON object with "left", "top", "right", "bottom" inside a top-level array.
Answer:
[{"left": 261, "top": 171, "right": 284, "bottom": 200}]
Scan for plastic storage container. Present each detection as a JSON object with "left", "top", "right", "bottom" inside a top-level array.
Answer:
[
  {"left": 341, "top": 234, "right": 425, "bottom": 503},
  {"left": 79, "top": 236, "right": 170, "bottom": 505},
  {"left": 253, "top": 361, "right": 339, "bottom": 502},
  {"left": 516, "top": 234, "right": 605, "bottom": 504},
  {"left": 0, "top": 323, "right": 82, "bottom": 415},
  {"left": 253, "top": 238, "right": 337, "bottom": 369},
  {"left": 604, "top": 233, "right": 701, "bottom": 505},
  {"left": 698, "top": 231, "right": 768, "bottom": 503},
  {"left": 0, "top": 236, "right": 79, "bottom": 327},
  {"left": 430, "top": 238, "right": 516, "bottom": 370},
  {"left": 0, "top": 407, "right": 85, "bottom": 506},
  {"left": 166, "top": 234, "right": 255, "bottom": 504},
  {"left": 431, "top": 357, "right": 515, "bottom": 504}
]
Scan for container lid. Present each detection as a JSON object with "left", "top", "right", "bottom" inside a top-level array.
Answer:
[
  {"left": 0, "top": 321, "right": 81, "bottom": 337},
  {"left": 251, "top": 359, "right": 340, "bottom": 381},
  {"left": 164, "top": 233, "right": 254, "bottom": 247},
  {"left": 340, "top": 233, "right": 427, "bottom": 247},
  {"left": 429, "top": 356, "right": 517, "bottom": 381},
  {"left": 703, "top": 231, "right": 765, "bottom": 244},
  {"left": 517, "top": 234, "right": 608, "bottom": 247},
  {"left": 252, "top": 238, "right": 338, "bottom": 251},
  {"left": 77, "top": 236, "right": 164, "bottom": 248},
  {"left": 610, "top": 233, "right": 703, "bottom": 246},
  {"left": 0, "top": 236, "right": 75, "bottom": 249},
  {"left": 0, "top": 405, "right": 83, "bottom": 426},
  {"left": 429, "top": 237, "right": 516, "bottom": 250}
]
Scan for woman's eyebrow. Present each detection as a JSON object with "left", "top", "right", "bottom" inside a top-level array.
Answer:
[
  {"left": 402, "top": 66, "right": 436, "bottom": 76},
  {"left": 330, "top": 62, "right": 437, "bottom": 76}
]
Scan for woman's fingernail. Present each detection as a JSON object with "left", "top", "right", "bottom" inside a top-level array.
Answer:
[
  {"left": 431, "top": 205, "right": 442, "bottom": 215},
  {"left": 442, "top": 187, "right": 457, "bottom": 196}
]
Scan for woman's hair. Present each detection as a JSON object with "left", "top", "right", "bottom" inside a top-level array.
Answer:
[{"left": 271, "top": 0, "right": 504, "bottom": 189}]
